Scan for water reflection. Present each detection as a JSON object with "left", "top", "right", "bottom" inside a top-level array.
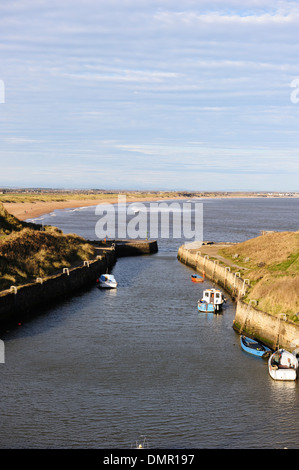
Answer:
[{"left": 268, "top": 379, "right": 297, "bottom": 400}]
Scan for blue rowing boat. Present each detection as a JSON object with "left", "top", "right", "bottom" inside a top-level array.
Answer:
[{"left": 240, "top": 335, "right": 271, "bottom": 358}]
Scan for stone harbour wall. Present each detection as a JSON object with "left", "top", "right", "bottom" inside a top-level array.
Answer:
[
  {"left": 177, "top": 243, "right": 299, "bottom": 352},
  {"left": 0, "top": 239, "right": 158, "bottom": 329},
  {"left": 177, "top": 243, "right": 249, "bottom": 299},
  {"left": 0, "top": 250, "right": 116, "bottom": 328},
  {"left": 233, "top": 300, "right": 299, "bottom": 352}
]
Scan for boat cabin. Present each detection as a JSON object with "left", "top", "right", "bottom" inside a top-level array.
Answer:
[
  {"left": 100, "top": 274, "right": 115, "bottom": 282},
  {"left": 202, "top": 288, "right": 224, "bottom": 305}
]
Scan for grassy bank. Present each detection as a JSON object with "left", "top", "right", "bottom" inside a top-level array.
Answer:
[
  {"left": 0, "top": 203, "right": 96, "bottom": 291},
  {"left": 2, "top": 189, "right": 297, "bottom": 205},
  {"left": 0, "top": 202, "right": 35, "bottom": 234},
  {"left": 0, "top": 190, "right": 192, "bottom": 204},
  {"left": 218, "top": 231, "right": 299, "bottom": 317}
]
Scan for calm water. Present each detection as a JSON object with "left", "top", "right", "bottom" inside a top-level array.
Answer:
[{"left": 0, "top": 198, "right": 299, "bottom": 449}]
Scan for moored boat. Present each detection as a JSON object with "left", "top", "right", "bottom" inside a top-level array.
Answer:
[
  {"left": 191, "top": 271, "right": 205, "bottom": 283},
  {"left": 240, "top": 335, "right": 271, "bottom": 358},
  {"left": 97, "top": 274, "right": 117, "bottom": 289},
  {"left": 197, "top": 288, "right": 226, "bottom": 313},
  {"left": 268, "top": 349, "right": 298, "bottom": 381}
]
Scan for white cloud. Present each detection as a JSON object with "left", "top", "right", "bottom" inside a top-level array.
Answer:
[
  {"left": 4, "top": 137, "right": 42, "bottom": 144},
  {"left": 59, "top": 67, "right": 180, "bottom": 84}
]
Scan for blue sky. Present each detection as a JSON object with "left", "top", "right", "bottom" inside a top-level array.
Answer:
[{"left": 0, "top": 0, "right": 299, "bottom": 191}]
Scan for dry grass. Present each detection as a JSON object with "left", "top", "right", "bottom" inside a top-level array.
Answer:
[
  {"left": 0, "top": 202, "right": 34, "bottom": 234},
  {"left": 0, "top": 190, "right": 190, "bottom": 205},
  {"left": 0, "top": 203, "right": 97, "bottom": 291},
  {"left": 249, "top": 275, "right": 299, "bottom": 315},
  {"left": 220, "top": 231, "right": 299, "bottom": 316},
  {"left": 221, "top": 231, "right": 298, "bottom": 264},
  {"left": 0, "top": 227, "right": 96, "bottom": 291}
]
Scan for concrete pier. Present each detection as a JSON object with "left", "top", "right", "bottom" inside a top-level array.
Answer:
[{"left": 89, "top": 239, "right": 158, "bottom": 257}]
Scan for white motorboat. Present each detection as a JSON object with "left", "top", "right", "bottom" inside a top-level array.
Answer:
[
  {"left": 97, "top": 274, "right": 117, "bottom": 289},
  {"left": 197, "top": 288, "right": 226, "bottom": 313},
  {"left": 268, "top": 349, "right": 298, "bottom": 381}
]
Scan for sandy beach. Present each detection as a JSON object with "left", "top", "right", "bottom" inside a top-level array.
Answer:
[
  {"left": 3, "top": 192, "right": 298, "bottom": 222},
  {"left": 3, "top": 195, "right": 188, "bottom": 221}
]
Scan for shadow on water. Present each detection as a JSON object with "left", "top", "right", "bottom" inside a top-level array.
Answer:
[{"left": 0, "top": 279, "right": 106, "bottom": 340}]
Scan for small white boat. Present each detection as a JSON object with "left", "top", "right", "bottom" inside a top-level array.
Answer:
[
  {"left": 197, "top": 288, "right": 226, "bottom": 313},
  {"left": 97, "top": 274, "right": 117, "bottom": 289},
  {"left": 268, "top": 349, "right": 298, "bottom": 381}
]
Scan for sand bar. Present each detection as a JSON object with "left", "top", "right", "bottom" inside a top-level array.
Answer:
[{"left": 3, "top": 195, "right": 188, "bottom": 221}]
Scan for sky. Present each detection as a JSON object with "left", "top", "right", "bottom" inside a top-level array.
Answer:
[{"left": 0, "top": 0, "right": 299, "bottom": 192}]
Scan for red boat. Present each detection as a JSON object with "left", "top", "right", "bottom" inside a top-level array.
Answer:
[{"left": 191, "top": 272, "right": 205, "bottom": 283}]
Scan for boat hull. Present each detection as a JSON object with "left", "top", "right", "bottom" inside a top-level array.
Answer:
[
  {"left": 191, "top": 273, "right": 205, "bottom": 283},
  {"left": 192, "top": 277, "right": 204, "bottom": 283},
  {"left": 268, "top": 349, "right": 298, "bottom": 381},
  {"left": 197, "top": 301, "right": 222, "bottom": 313},
  {"left": 269, "top": 367, "right": 297, "bottom": 381},
  {"left": 99, "top": 282, "right": 117, "bottom": 289},
  {"left": 240, "top": 335, "right": 271, "bottom": 358},
  {"left": 197, "top": 288, "right": 226, "bottom": 314}
]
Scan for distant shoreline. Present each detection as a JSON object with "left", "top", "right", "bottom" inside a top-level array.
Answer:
[
  {"left": 2, "top": 192, "right": 298, "bottom": 222},
  {"left": 2, "top": 195, "right": 187, "bottom": 221}
]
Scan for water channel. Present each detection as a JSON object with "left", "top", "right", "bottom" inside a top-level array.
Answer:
[{"left": 0, "top": 198, "right": 298, "bottom": 448}]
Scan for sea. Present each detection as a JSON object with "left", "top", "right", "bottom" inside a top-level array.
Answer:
[{"left": 0, "top": 197, "right": 298, "bottom": 449}]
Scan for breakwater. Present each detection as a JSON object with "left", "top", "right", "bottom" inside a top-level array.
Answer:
[
  {"left": 177, "top": 243, "right": 299, "bottom": 352},
  {"left": 0, "top": 239, "right": 157, "bottom": 328},
  {"left": 90, "top": 239, "right": 158, "bottom": 257},
  {"left": 233, "top": 300, "right": 299, "bottom": 352}
]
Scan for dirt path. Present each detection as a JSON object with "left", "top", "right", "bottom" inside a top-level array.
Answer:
[{"left": 186, "top": 242, "right": 246, "bottom": 270}]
